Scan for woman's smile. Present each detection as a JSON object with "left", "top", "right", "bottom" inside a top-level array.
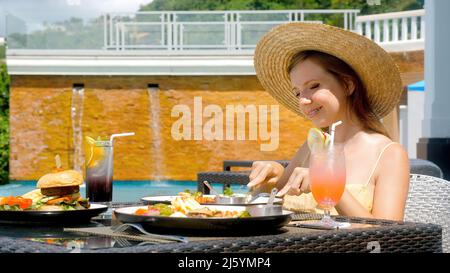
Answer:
[{"left": 305, "top": 106, "right": 323, "bottom": 119}]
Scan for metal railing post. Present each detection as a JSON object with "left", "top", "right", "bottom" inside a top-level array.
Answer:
[
  {"left": 383, "top": 19, "right": 390, "bottom": 42},
  {"left": 103, "top": 14, "right": 107, "bottom": 50}
]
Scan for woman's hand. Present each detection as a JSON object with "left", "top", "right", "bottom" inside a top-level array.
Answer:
[
  {"left": 277, "top": 167, "right": 311, "bottom": 197},
  {"left": 247, "top": 161, "right": 284, "bottom": 192}
]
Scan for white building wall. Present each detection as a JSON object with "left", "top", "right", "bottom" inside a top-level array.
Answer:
[
  {"left": 408, "top": 91, "right": 425, "bottom": 158},
  {"left": 422, "top": 0, "right": 450, "bottom": 138}
]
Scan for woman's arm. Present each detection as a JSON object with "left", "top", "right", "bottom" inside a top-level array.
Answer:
[
  {"left": 371, "top": 143, "right": 410, "bottom": 220},
  {"left": 335, "top": 143, "right": 410, "bottom": 221}
]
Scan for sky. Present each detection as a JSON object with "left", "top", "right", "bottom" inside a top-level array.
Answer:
[{"left": 0, "top": 0, "right": 153, "bottom": 36}]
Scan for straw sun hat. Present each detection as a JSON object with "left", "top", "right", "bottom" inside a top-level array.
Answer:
[{"left": 254, "top": 22, "right": 403, "bottom": 119}]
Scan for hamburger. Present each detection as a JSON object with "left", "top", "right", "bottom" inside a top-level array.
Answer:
[{"left": 22, "top": 170, "right": 90, "bottom": 211}]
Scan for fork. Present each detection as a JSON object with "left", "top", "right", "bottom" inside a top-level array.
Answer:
[
  {"left": 112, "top": 223, "right": 189, "bottom": 243},
  {"left": 247, "top": 192, "right": 270, "bottom": 203},
  {"left": 113, "top": 236, "right": 134, "bottom": 247}
]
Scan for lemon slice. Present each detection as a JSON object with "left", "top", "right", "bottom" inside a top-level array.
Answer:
[
  {"left": 84, "top": 136, "right": 95, "bottom": 167},
  {"left": 84, "top": 136, "right": 105, "bottom": 168},
  {"left": 307, "top": 128, "right": 330, "bottom": 150}
]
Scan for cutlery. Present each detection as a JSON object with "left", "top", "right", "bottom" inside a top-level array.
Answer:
[{"left": 112, "top": 223, "right": 189, "bottom": 243}]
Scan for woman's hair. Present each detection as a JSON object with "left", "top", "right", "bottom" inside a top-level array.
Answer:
[{"left": 288, "top": 50, "right": 390, "bottom": 138}]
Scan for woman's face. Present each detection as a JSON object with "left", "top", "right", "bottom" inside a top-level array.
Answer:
[{"left": 289, "top": 59, "right": 351, "bottom": 128}]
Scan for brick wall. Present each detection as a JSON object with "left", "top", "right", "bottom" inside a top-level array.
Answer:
[{"left": 9, "top": 75, "right": 311, "bottom": 181}]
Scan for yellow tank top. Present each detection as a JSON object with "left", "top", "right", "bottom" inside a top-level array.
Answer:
[{"left": 282, "top": 142, "right": 397, "bottom": 214}]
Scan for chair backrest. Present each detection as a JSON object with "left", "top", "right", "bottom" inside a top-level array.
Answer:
[
  {"left": 409, "top": 159, "right": 443, "bottom": 178},
  {"left": 405, "top": 174, "right": 450, "bottom": 252}
]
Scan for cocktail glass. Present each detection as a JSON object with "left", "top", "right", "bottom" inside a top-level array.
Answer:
[
  {"left": 84, "top": 132, "right": 134, "bottom": 218},
  {"left": 309, "top": 143, "right": 348, "bottom": 228}
]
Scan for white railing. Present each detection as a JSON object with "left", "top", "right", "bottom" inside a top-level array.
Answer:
[
  {"left": 5, "top": 9, "right": 425, "bottom": 54},
  {"left": 356, "top": 9, "right": 424, "bottom": 51},
  {"left": 104, "top": 10, "right": 359, "bottom": 51}
]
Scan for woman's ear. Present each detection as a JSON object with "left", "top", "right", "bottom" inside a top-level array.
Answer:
[{"left": 343, "top": 76, "right": 355, "bottom": 96}]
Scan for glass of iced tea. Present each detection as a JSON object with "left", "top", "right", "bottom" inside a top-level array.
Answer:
[{"left": 309, "top": 143, "right": 346, "bottom": 228}]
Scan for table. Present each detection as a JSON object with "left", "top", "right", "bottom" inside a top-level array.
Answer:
[{"left": 0, "top": 203, "right": 442, "bottom": 253}]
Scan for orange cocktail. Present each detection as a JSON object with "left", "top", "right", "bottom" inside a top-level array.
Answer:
[
  {"left": 309, "top": 143, "right": 346, "bottom": 227},
  {"left": 309, "top": 153, "right": 346, "bottom": 208}
]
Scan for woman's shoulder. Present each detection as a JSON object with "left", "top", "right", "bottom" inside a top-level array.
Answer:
[
  {"left": 357, "top": 131, "right": 398, "bottom": 150},
  {"left": 364, "top": 134, "right": 409, "bottom": 176},
  {"left": 354, "top": 131, "right": 408, "bottom": 162},
  {"left": 359, "top": 131, "right": 391, "bottom": 144}
]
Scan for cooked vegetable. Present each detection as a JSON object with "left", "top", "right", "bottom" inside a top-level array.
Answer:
[
  {"left": 239, "top": 211, "right": 251, "bottom": 218},
  {"left": 135, "top": 203, "right": 174, "bottom": 216},
  {"left": 0, "top": 196, "right": 33, "bottom": 210},
  {"left": 153, "top": 203, "right": 174, "bottom": 216},
  {"left": 179, "top": 191, "right": 216, "bottom": 203},
  {"left": 223, "top": 187, "right": 234, "bottom": 197}
]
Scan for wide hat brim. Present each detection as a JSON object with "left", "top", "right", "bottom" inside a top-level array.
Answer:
[{"left": 254, "top": 22, "right": 403, "bottom": 119}]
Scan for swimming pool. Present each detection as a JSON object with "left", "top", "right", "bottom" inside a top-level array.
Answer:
[{"left": 0, "top": 181, "right": 249, "bottom": 202}]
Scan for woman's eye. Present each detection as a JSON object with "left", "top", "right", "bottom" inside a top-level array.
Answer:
[
  {"left": 295, "top": 92, "right": 301, "bottom": 98},
  {"left": 311, "top": 83, "right": 320, "bottom": 89}
]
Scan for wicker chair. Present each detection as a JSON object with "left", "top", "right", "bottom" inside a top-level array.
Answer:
[{"left": 404, "top": 174, "right": 450, "bottom": 252}]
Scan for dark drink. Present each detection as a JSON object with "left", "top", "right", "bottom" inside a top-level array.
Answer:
[
  {"left": 86, "top": 173, "right": 113, "bottom": 202},
  {"left": 85, "top": 140, "right": 113, "bottom": 204}
]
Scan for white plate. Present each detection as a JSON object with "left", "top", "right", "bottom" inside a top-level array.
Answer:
[{"left": 141, "top": 195, "right": 283, "bottom": 206}]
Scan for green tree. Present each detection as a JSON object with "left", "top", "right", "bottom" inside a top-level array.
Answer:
[
  {"left": 140, "top": 0, "right": 424, "bottom": 14},
  {"left": 139, "top": 0, "right": 423, "bottom": 33},
  {"left": 0, "top": 63, "right": 9, "bottom": 184},
  {"left": 0, "top": 45, "right": 5, "bottom": 61},
  {"left": 7, "top": 17, "right": 104, "bottom": 50}
]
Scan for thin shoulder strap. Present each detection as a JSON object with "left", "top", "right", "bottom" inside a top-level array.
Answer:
[{"left": 365, "top": 142, "right": 397, "bottom": 186}]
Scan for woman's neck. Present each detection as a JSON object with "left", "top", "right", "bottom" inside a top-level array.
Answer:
[{"left": 331, "top": 116, "right": 365, "bottom": 144}]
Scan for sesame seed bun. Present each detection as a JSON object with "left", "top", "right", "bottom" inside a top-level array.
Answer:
[{"left": 37, "top": 170, "right": 83, "bottom": 189}]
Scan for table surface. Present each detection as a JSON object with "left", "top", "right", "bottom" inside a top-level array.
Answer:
[{"left": 0, "top": 203, "right": 443, "bottom": 253}]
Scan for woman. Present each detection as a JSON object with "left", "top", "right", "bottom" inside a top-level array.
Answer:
[{"left": 248, "top": 22, "right": 410, "bottom": 221}]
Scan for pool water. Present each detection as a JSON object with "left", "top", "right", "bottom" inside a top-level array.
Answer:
[{"left": 0, "top": 181, "right": 249, "bottom": 202}]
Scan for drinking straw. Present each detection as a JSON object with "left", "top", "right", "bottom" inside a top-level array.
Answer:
[
  {"left": 329, "top": 120, "right": 343, "bottom": 147},
  {"left": 110, "top": 132, "right": 135, "bottom": 143}
]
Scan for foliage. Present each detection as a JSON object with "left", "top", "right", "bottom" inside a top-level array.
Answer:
[
  {"left": 7, "top": 17, "right": 104, "bottom": 50},
  {"left": 140, "top": 0, "right": 424, "bottom": 14},
  {"left": 0, "top": 45, "right": 5, "bottom": 61},
  {"left": 0, "top": 63, "right": 9, "bottom": 184}
]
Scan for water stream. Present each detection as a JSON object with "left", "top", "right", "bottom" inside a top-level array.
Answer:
[
  {"left": 147, "top": 85, "right": 164, "bottom": 181},
  {"left": 71, "top": 84, "right": 85, "bottom": 173}
]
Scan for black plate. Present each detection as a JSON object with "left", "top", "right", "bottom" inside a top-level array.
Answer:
[
  {"left": 0, "top": 204, "right": 108, "bottom": 225},
  {"left": 114, "top": 205, "right": 293, "bottom": 235}
]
